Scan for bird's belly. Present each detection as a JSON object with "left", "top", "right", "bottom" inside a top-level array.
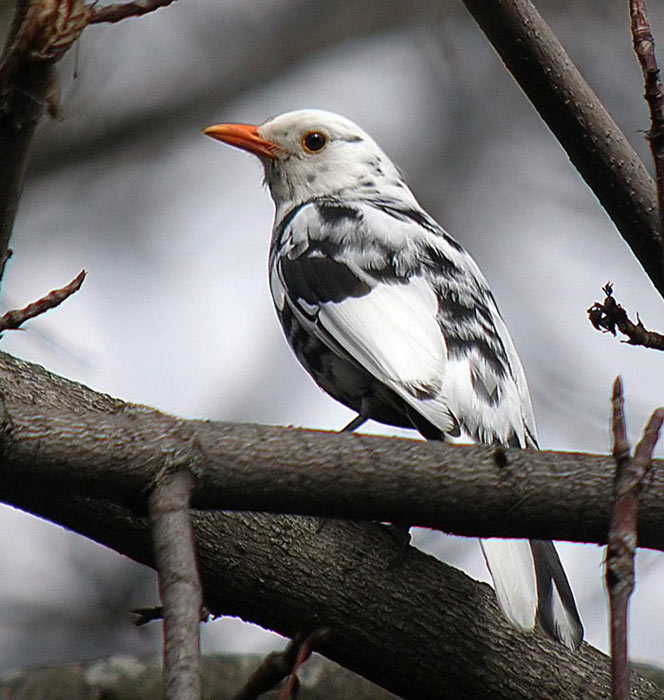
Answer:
[{"left": 279, "top": 307, "right": 412, "bottom": 429}]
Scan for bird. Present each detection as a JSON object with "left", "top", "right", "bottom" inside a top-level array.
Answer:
[{"left": 203, "top": 109, "right": 584, "bottom": 649}]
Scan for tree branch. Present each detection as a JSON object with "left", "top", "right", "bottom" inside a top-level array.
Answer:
[
  {"left": 3, "top": 492, "right": 661, "bottom": 700},
  {"left": 0, "top": 268, "right": 85, "bottom": 332},
  {"left": 0, "top": 0, "right": 183, "bottom": 291},
  {"left": 149, "top": 470, "right": 202, "bottom": 700},
  {"left": 0, "top": 0, "right": 90, "bottom": 285},
  {"left": 630, "top": 0, "right": 664, "bottom": 233},
  {"left": 461, "top": 0, "right": 664, "bottom": 298},
  {"left": 1, "top": 351, "right": 664, "bottom": 551},
  {"left": 588, "top": 283, "right": 664, "bottom": 350},
  {"left": 607, "top": 378, "right": 663, "bottom": 700},
  {"left": 232, "top": 629, "right": 331, "bottom": 700},
  {"left": 90, "top": 0, "right": 180, "bottom": 24},
  {"left": 0, "top": 352, "right": 662, "bottom": 697}
]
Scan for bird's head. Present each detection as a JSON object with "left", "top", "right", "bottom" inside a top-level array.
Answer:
[{"left": 203, "top": 109, "right": 409, "bottom": 209}]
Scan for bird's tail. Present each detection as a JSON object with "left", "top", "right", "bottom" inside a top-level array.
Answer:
[{"left": 480, "top": 538, "right": 583, "bottom": 650}]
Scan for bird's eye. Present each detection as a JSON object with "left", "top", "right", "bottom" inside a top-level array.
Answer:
[{"left": 302, "top": 131, "right": 327, "bottom": 153}]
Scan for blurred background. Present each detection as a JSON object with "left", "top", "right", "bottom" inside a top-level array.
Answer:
[{"left": 1, "top": 0, "right": 663, "bottom": 674}]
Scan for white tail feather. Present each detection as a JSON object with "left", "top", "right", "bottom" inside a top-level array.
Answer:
[{"left": 480, "top": 539, "right": 537, "bottom": 632}]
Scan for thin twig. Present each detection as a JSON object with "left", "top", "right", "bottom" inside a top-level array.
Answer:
[
  {"left": 607, "top": 377, "right": 663, "bottom": 700},
  {"left": 629, "top": 0, "right": 664, "bottom": 233},
  {"left": 133, "top": 605, "right": 211, "bottom": 627},
  {"left": 232, "top": 629, "right": 331, "bottom": 700},
  {"left": 90, "top": 0, "right": 180, "bottom": 24},
  {"left": 278, "top": 629, "right": 332, "bottom": 700},
  {"left": 0, "top": 269, "right": 85, "bottom": 334},
  {"left": 149, "top": 470, "right": 202, "bottom": 700},
  {"left": 587, "top": 282, "right": 664, "bottom": 350}
]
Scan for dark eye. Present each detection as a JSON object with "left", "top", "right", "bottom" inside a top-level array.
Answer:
[{"left": 302, "top": 131, "right": 327, "bottom": 153}]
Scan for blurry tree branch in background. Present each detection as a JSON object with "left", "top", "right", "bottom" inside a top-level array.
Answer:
[
  {"left": 0, "top": 0, "right": 180, "bottom": 278},
  {"left": 0, "top": 0, "right": 90, "bottom": 276},
  {"left": 231, "top": 629, "right": 332, "bottom": 700},
  {"left": 589, "top": 283, "right": 664, "bottom": 350},
  {"left": 90, "top": 0, "right": 179, "bottom": 24}
]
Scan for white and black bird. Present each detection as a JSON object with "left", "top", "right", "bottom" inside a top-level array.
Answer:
[{"left": 204, "top": 109, "right": 583, "bottom": 649}]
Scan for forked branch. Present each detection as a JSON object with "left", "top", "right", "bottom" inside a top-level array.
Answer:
[{"left": 607, "top": 378, "right": 664, "bottom": 700}]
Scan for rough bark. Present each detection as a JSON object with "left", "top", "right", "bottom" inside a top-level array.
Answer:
[
  {"left": 0, "top": 353, "right": 662, "bottom": 698},
  {"left": 1, "top": 351, "right": 663, "bottom": 551},
  {"left": 2, "top": 491, "right": 660, "bottom": 700}
]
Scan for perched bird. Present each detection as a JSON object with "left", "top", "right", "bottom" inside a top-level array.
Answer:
[{"left": 204, "top": 109, "right": 583, "bottom": 649}]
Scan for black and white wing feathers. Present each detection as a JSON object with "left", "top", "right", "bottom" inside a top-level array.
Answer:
[{"left": 270, "top": 196, "right": 536, "bottom": 448}]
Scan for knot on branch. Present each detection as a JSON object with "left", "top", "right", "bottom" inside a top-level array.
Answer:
[
  {"left": 587, "top": 283, "right": 664, "bottom": 350},
  {"left": 588, "top": 283, "right": 627, "bottom": 336}
]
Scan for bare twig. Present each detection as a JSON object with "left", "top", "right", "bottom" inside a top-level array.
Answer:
[
  {"left": 232, "top": 629, "right": 331, "bottom": 700},
  {"left": 0, "top": 269, "right": 85, "bottom": 334},
  {"left": 133, "top": 605, "right": 211, "bottom": 627},
  {"left": 588, "top": 282, "right": 664, "bottom": 350},
  {"left": 607, "top": 377, "right": 664, "bottom": 700},
  {"left": 149, "top": 470, "right": 202, "bottom": 700},
  {"left": 0, "top": 269, "right": 85, "bottom": 332},
  {"left": 630, "top": 0, "right": 664, "bottom": 234},
  {"left": 133, "top": 605, "right": 165, "bottom": 626},
  {"left": 90, "top": 0, "right": 180, "bottom": 24}
]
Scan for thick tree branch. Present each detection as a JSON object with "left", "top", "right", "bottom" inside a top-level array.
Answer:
[
  {"left": 1, "top": 351, "right": 664, "bottom": 551},
  {"left": 588, "top": 283, "right": 664, "bottom": 350},
  {"left": 462, "top": 0, "right": 664, "bottom": 298},
  {"left": 2, "top": 491, "right": 660, "bottom": 700},
  {"left": 0, "top": 352, "right": 662, "bottom": 697}
]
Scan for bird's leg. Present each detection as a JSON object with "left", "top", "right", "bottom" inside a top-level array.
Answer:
[{"left": 340, "top": 414, "right": 367, "bottom": 432}]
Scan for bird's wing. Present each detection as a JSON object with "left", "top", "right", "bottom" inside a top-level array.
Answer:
[
  {"left": 271, "top": 197, "right": 534, "bottom": 444},
  {"left": 317, "top": 277, "right": 446, "bottom": 399}
]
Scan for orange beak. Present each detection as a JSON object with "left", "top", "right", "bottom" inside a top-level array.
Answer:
[{"left": 203, "top": 123, "right": 281, "bottom": 160}]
